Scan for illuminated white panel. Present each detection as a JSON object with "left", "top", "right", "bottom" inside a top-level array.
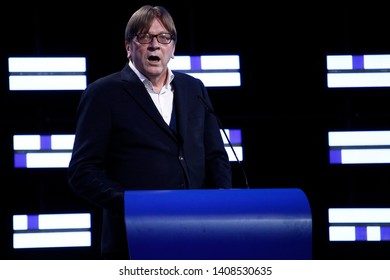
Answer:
[
  {"left": 327, "top": 54, "right": 390, "bottom": 70},
  {"left": 13, "top": 215, "right": 28, "bottom": 230},
  {"left": 329, "top": 226, "right": 356, "bottom": 241},
  {"left": 13, "top": 231, "right": 91, "bottom": 248},
  {"left": 221, "top": 131, "right": 231, "bottom": 145},
  {"left": 13, "top": 135, "right": 41, "bottom": 150},
  {"left": 13, "top": 213, "right": 91, "bottom": 230},
  {"left": 51, "top": 135, "right": 75, "bottom": 150},
  {"left": 326, "top": 55, "right": 353, "bottom": 70},
  {"left": 9, "top": 75, "right": 87, "bottom": 90},
  {"left": 327, "top": 72, "right": 390, "bottom": 88},
  {"left": 340, "top": 149, "right": 390, "bottom": 164},
  {"left": 367, "top": 226, "right": 381, "bottom": 241},
  {"left": 25, "top": 152, "right": 71, "bottom": 168},
  {"left": 225, "top": 146, "right": 243, "bottom": 161},
  {"left": 8, "top": 57, "right": 87, "bottom": 91},
  {"left": 364, "top": 55, "right": 390, "bottom": 69},
  {"left": 328, "top": 131, "right": 390, "bottom": 146},
  {"left": 200, "top": 55, "right": 240, "bottom": 70},
  {"left": 168, "top": 56, "right": 191, "bottom": 70},
  {"left": 39, "top": 213, "right": 90, "bottom": 230},
  {"left": 8, "top": 57, "right": 86, "bottom": 72},
  {"left": 14, "top": 134, "right": 75, "bottom": 151},
  {"left": 188, "top": 72, "right": 241, "bottom": 87},
  {"left": 329, "top": 208, "right": 390, "bottom": 223}
]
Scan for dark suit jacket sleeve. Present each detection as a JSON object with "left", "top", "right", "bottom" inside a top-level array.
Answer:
[{"left": 67, "top": 73, "right": 125, "bottom": 211}]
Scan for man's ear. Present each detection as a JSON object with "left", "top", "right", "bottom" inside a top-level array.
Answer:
[{"left": 171, "top": 45, "right": 175, "bottom": 59}]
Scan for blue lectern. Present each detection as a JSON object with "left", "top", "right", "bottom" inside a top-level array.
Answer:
[{"left": 124, "top": 188, "right": 312, "bottom": 259}]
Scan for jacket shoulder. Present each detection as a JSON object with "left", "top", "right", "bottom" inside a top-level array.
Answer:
[{"left": 172, "top": 71, "right": 205, "bottom": 86}]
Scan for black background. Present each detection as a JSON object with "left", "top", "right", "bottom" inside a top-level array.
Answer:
[{"left": 1, "top": 1, "right": 390, "bottom": 259}]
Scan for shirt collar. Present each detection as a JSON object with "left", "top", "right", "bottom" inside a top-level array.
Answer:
[{"left": 128, "top": 60, "right": 174, "bottom": 90}]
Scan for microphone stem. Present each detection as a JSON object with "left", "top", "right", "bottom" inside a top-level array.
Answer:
[{"left": 198, "top": 95, "right": 250, "bottom": 188}]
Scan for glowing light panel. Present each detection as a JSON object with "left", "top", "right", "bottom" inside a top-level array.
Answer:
[{"left": 8, "top": 57, "right": 87, "bottom": 91}]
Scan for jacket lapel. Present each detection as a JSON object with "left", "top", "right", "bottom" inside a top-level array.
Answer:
[{"left": 120, "top": 64, "right": 177, "bottom": 139}]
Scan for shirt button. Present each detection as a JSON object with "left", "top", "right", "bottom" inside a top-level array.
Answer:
[{"left": 179, "top": 156, "right": 184, "bottom": 160}]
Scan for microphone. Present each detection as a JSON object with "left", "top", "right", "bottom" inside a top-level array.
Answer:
[{"left": 198, "top": 95, "right": 250, "bottom": 188}]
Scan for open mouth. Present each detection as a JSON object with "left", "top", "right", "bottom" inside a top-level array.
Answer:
[{"left": 148, "top": 55, "right": 160, "bottom": 62}]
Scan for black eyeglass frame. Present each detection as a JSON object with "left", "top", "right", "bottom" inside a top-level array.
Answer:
[{"left": 134, "top": 33, "right": 175, "bottom": 44}]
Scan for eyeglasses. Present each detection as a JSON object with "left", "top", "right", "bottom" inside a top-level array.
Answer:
[{"left": 135, "top": 33, "right": 175, "bottom": 44}]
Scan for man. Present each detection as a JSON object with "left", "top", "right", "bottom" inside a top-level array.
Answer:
[{"left": 68, "top": 5, "right": 232, "bottom": 259}]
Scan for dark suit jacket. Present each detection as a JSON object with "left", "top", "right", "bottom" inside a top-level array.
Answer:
[{"left": 68, "top": 64, "right": 232, "bottom": 258}]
